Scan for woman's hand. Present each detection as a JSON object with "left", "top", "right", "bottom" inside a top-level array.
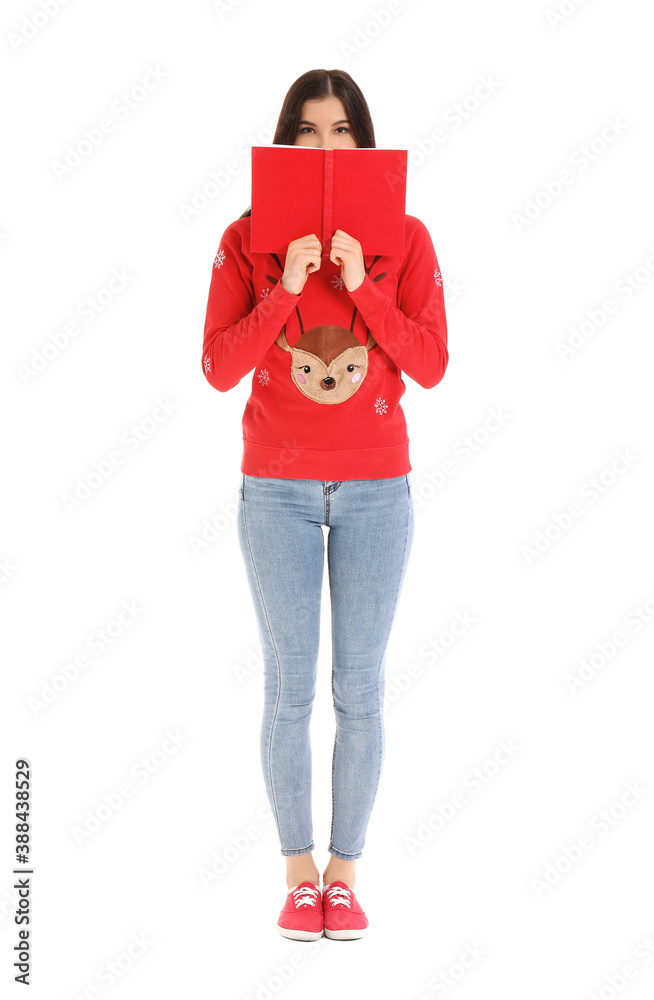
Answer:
[
  {"left": 281, "top": 234, "right": 322, "bottom": 295},
  {"left": 330, "top": 230, "right": 366, "bottom": 292}
]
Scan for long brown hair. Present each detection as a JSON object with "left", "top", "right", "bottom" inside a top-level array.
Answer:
[{"left": 239, "top": 69, "right": 376, "bottom": 219}]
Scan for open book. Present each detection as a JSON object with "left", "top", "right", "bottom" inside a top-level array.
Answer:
[{"left": 250, "top": 144, "right": 408, "bottom": 256}]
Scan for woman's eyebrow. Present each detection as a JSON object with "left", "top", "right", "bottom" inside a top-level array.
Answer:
[{"left": 298, "top": 119, "right": 351, "bottom": 126}]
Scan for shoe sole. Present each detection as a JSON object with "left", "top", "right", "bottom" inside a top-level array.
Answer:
[
  {"left": 323, "top": 927, "right": 367, "bottom": 940},
  {"left": 277, "top": 925, "right": 323, "bottom": 941}
]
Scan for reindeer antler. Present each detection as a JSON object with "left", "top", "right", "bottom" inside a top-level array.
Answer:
[{"left": 275, "top": 329, "right": 292, "bottom": 353}]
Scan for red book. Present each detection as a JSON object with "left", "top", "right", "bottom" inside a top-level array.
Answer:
[{"left": 250, "top": 144, "right": 407, "bottom": 257}]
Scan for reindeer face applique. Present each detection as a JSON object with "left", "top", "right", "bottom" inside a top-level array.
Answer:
[
  {"left": 265, "top": 254, "right": 388, "bottom": 406},
  {"left": 274, "top": 324, "right": 375, "bottom": 404}
]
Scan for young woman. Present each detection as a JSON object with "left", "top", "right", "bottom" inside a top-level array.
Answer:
[{"left": 202, "top": 69, "right": 448, "bottom": 941}]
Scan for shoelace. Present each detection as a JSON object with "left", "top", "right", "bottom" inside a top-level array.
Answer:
[
  {"left": 325, "top": 886, "right": 352, "bottom": 908},
  {"left": 292, "top": 885, "right": 319, "bottom": 909}
]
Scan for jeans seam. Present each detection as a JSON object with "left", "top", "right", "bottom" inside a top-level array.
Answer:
[
  {"left": 359, "top": 496, "right": 413, "bottom": 851},
  {"left": 281, "top": 842, "right": 315, "bottom": 856},
  {"left": 241, "top": 489, "right": 284, "bottom": 850},
  {"left": 329, "top": 527, "right": 336, "bottom": 850},
  {"left": 329, "top": 846, "right": 363, "bottom": 859}
]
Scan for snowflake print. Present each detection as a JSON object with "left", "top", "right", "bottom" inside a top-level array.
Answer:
[
  {"left": 257, "top": 368, "right": 270, "bottom": 386},
  {"left": 375, "top": 397, "right": 388, "bottom": 415},
  {"left": 203, "top": 353, "right": 211, "bottom": 373},
  {"left": 433, "top": 268, "right": 442, "bottom": 287},
  {"left": 213, "top": 249, "right": 225, "bottom": 269},
  {"left": 260, "top": 287, "right": 270, "bottom": 299},
  {"left": 331, "top": 273, "right": 345, "bottom": 291}
]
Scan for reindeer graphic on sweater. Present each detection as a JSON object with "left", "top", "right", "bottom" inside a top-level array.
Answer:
[{"left": 269, "top": 255, "right": 387, "bottom": 405}]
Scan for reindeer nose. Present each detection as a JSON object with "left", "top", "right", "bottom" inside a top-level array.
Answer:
[{"left": 321, "top": 377, "right": 336, "bottom": 390}]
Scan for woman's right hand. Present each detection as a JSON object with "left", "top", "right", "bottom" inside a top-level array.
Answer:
[{"left": 280, "top": 234, "right": 322, "bottom": 295}]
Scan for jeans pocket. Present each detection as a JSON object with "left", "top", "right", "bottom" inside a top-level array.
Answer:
[{"left": 406, "top": 474, "right": 412, "bottom": 498}]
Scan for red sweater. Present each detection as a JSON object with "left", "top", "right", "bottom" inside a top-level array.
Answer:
[{"left": 202, "top": 213, "right": 448, "bottom": 480}]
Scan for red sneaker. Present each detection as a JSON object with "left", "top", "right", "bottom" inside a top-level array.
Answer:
[
  {"left": 322, "top": 881, "right": 369, "bottom": 940},
  {"left": 277, "top": 881, "right": 323, "bottom": 941}
]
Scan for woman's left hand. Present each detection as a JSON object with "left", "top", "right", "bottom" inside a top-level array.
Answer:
[{"left": 330, "top": 230, "right": 366, "bottom": 292}]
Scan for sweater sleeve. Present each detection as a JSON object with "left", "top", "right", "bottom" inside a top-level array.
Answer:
[
  {"left": 202, "top": 222, "right": 302, "bottom": 392},
  {"left": 345, "top": 217, "right": 448, "bottom": 390}
]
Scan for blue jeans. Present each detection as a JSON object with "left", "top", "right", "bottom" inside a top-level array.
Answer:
[{"left": 236, "top": 473, "right": 415, "bottom": 860}]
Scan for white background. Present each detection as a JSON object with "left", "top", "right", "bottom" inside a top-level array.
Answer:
[{"left": 2, "top": 0, "right": 653, "bottom": 997}]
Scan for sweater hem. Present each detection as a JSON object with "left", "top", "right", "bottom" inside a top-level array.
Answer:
[{"left": 240, "top": 440, "right": 411, "bottom": 480}]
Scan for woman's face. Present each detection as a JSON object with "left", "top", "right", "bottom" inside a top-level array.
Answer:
[{"left": 294, "top": 96, "right": 358, "bottom": 149}]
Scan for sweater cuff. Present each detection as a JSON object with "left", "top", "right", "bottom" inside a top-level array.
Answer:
[
  {"left": 345, "top": 273, "right": 390, "bottom": 320},
  {"left": 259, "top": 279, "right": 302, "bottom": 322}
]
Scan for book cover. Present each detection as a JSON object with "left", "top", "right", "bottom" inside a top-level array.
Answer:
[{"left": 250, "top": 144, "right": 407, "bottom": 256}]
